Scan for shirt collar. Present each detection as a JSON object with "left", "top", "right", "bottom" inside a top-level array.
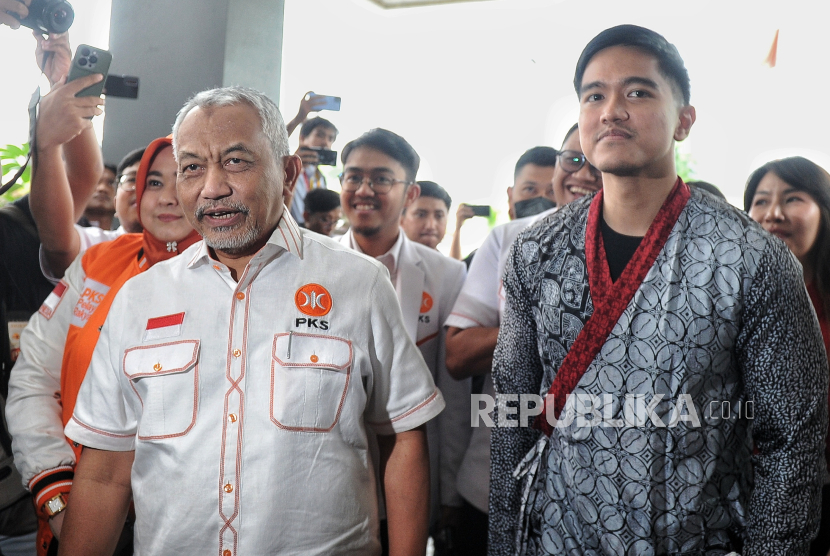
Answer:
[
  {"left": 348, "top": 228, "right": 404, "bottom": 275},
  {"left": 188, "top": 208, "right": 304, "bottom": 269}
]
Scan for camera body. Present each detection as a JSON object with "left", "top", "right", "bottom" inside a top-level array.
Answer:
[{"left": 16, "top": 0, "right": 74, "bottom": 34}]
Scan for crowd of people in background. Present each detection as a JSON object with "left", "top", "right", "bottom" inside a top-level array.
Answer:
[{"left": 0, "top": 5, "right": 828, "bottom": 556}]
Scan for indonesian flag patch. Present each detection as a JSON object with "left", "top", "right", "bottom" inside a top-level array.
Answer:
[
  {"left": 143, "top": 312, "right": 185, "bottom": 342},
  {"left": 39, "top": 280, "right": 69, "bottom": 320}
]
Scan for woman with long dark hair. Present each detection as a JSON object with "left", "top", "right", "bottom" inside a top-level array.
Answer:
[{"left": 745, "top": 156, "right": 830, "bottom": 556}]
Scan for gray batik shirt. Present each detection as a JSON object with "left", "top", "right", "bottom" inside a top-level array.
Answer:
[{"left": 489, "top": 188, "right": 829, "bottom": 556}]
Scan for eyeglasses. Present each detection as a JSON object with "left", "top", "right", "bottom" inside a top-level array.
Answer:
[
  {"left": 558, "top": 150, "right": 600, "bottom": 175},
  {"left": 116, "top": 173, "right": 137, "bottom": 192},
  {"left": 338, "top": 172, "right": 411, "bottom": 194}
]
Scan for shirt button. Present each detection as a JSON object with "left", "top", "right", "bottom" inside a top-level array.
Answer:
[
  {"left": 223, "top": 551, "right": 231, "bottom": 556},
  {"left": 229, "top": 413, "right": 237, "bottom": 423},
  {"left": 235, "top": 292, "right": 245, "bottom": 301},
  {"left": 224, "top": 483, "right": 233, "bottom": 493},
  {"left": 213, "top": 265, "right": 221, "bottom": 271},
  {"left": 232, "top": 349, "right": 241, "bottom": 358}
]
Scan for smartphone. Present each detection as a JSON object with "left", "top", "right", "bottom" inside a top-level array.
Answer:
[
  {"left": 66, "top": 44, "right": 112, "bottom": 98},
  {"left": 103, "top": 75, "right": 139, "bottom": 99},
  {"left": 314, "top": 148, "right": 338, "bottom": 166},
  {"left": 309, "top": 93, "right": 341, "bottom": 112},
  {"left": 469, "top": 205, "right": 491, "bottom": 217}
]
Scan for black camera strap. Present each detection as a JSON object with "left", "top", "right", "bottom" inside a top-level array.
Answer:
[{"left": 0, "top": 85, "right": 40, "bottom": 196}]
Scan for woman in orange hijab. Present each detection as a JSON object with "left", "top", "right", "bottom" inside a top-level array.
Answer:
[{"left": 7, "top": 137, "right": 200, "bottom": 555}]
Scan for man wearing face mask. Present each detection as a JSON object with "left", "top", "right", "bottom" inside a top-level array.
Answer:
[
  {"left": 506, "top": 147, "right": 558, "bottom": 220},
  {"left": 453, "top": 147, "right": 558, "bottom": 263},
  {"left": 444, "top": 124, "right": 601, "bottom": 554}
]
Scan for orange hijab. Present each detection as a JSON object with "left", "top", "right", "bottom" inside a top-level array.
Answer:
[{"left": 60, "top": 136, "right": 201, "bottom": 431}]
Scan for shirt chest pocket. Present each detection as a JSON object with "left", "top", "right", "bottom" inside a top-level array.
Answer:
[
  {"left": 271, "top": 333, "right": 352, "bottom": 432},
  {"left": 123, "top": 340, "right": 200, "bottom": 440}
]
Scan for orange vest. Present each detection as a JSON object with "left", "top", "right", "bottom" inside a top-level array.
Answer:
[{"left": 59, "top": 234, "right": 145, "bottom": 458}]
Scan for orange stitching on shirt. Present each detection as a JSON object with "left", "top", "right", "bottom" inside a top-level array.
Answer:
[
  {"left": 367, "top": 388, "right": 440, "bottom": 426},
  {"left": 416, "top": 331, "right": 439, "bottom": 347}
]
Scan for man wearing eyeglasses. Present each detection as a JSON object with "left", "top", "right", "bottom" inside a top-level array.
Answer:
[
  {"left": 111, "top": 148, "right": 146, "bottom": 235},
  {"left": 444, "top": 124, "right": 601, "bottom": 555},
  {"left": 489, "top": 25, "right": 827, "bottom": 556},
  {"left": 339, "top": 128, "right": 471, "bottom": 549}
]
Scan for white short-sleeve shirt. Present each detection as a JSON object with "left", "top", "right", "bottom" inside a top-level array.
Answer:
[{"left": 66, "top": 214, "right": 444, "bottom": 556}]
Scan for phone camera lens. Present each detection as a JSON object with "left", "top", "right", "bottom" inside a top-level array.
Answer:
[
  {"left": 89, "top": 55, "right": 98, "bottom": 64},
  {"left": 81, "top": 48, "right": 90, "bottom": 57},
  {"left": 78, "top": 57, "right": 88, "bottom": 66}
]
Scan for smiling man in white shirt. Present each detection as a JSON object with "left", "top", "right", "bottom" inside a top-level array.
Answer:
[{"left": 339, "top": 129, "right": 470, "bottom": 543}]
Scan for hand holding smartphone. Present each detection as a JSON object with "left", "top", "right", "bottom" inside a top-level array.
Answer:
[
  {"left": 312, "top": 148, "right": 338, "bottom": 166},
  {"left": 468, "top": 205, "right": 491, "bottom": 217},
  {"left": 308, "top": 93, "right": 341, "bottom": 112},
  {"left": 66, "top": 44, "right": 111, "bottom": 98}
]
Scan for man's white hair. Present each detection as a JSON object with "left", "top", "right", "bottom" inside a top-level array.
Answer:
[{"left": 172, "top": 86, "right": 289, "bottom": 161}]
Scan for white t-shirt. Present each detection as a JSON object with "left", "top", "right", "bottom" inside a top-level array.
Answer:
[{"left": 66, "top": 214, "right": 444, "bottom": 555}]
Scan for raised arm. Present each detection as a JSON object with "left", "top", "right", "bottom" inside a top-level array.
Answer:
[
  {"left": 30, "top": 71, "right": 104, "bottom": 278},
  {"left": 449, "top": 203, "right": 474, "bottom": 261},
  {"left": 285, "top": 91, "right": 327, "bottom": 137}
]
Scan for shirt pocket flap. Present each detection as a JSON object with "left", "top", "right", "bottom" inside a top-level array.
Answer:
[
  {"left": 123, "top": 340, "right": 200, "bottom": 380},
  {"left": 272, "top": 333, "right": 351, "bottom": 371}
]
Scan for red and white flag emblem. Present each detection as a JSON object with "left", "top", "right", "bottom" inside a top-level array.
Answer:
[
  {"left": 39, "top": 280, "right": 68, "bottom": 320},
  {"left": 143, "top": 312, "right": 185, "bottom": 342}
]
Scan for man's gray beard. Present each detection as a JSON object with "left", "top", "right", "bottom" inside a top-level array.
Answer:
[
  {"left": 196, "top": 201, "right": 262, "bottom": 254},
  {"left": 203, "top": 222, "right": 262, "bottom": 255}
]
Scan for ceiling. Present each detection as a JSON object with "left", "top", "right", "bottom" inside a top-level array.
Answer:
[{"left": 367, "top": 0, "right": 491, "bottom": 8}]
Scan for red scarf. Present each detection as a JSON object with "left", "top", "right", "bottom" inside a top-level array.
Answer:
[{"left": 535, "top": 178, "right": 691, "bottom": 435}]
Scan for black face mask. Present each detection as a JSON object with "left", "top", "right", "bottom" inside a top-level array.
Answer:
[{"left": 514, "top": 196, "right": 556, "bottom": 219}]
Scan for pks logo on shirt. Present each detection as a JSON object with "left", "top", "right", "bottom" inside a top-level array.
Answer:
[
  {"left": 70, "top": 278, "right": 111, "bottom": 328},
  {"left": 295, "top": 284, "right": 332, "bottom": 317},
  {"left": 420, "top": 291, "right": 433, "bottom": 314},
  {"left": 39, "top": 280, "right": 69, "bottom": 320},
  {"left": 143, "top": 312, "right": 185, "bottom": 342}
]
